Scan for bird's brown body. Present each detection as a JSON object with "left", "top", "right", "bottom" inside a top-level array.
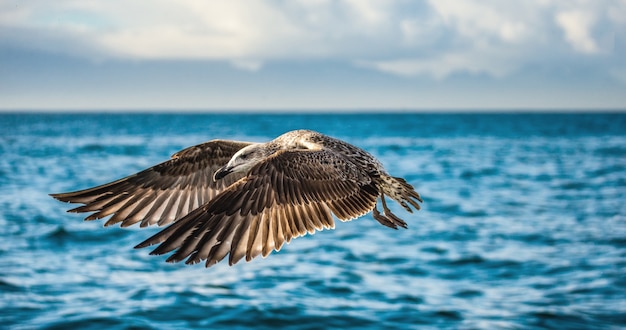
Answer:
[{"left": 51, "top": 130, "right": 422, "bottom": 267}]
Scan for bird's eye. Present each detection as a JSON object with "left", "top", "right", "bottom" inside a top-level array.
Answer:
[{"left": 240, "top": 153, "right": 249, "bottom": 159}]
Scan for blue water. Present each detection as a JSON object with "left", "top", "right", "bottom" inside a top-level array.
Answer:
[{"left": 1, "top": 113, "right": 625, "bottom": 329}]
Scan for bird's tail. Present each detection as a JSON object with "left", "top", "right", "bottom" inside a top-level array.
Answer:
[{"left": 373, "top": 176, "right": 423, "bottom": 229}]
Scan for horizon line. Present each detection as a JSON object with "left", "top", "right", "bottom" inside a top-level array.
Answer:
[{"left": 1, "top": 107, "right": 626, "bottom": 114}]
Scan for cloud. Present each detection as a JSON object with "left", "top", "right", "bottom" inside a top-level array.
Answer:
[
  {"left": 556, "top": 10, "right": 599, "bottom": 54},
  {"left": 357, "top": 50, "right": 515, "bottom": 79},
  {"left": 231, "top": 59, "right": 263, "bottom": 72},
  {"left": 0, "top": 0, "right": 623, "bottom": 79},
  {"left": 425, "top": 0, "right": 532, "bottom": 44}
]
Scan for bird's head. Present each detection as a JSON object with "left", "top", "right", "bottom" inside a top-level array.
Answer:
[{"left": 213, "top": 143, "right": 273, "bottom": 181}]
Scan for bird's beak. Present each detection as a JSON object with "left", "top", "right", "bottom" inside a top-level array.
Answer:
[{"left": 213, "top": 166, "right": 233, "bottom": 181}]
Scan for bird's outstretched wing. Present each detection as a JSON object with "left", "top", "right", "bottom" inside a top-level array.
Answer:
[
  {"left": 136, "top": 148, "right": 380, "bottom": 267},
  {"left": 50, "top": 140, "right": 252, "bottom": 228}
]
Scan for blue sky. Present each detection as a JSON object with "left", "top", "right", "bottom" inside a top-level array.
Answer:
[{"left": 1, "top": 0, "right": 625, "bottom": 111}]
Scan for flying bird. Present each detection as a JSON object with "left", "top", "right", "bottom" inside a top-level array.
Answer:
[{"left": 51, "top": 130, "right": 423, "bottom": 268}]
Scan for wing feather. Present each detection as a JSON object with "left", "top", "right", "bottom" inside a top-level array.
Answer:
[
  {"left": 50, "top": 140, "right": 252, "bottom": 227},
  {"left": 137, "top": 148, "right": 379, "bottom": 267}
]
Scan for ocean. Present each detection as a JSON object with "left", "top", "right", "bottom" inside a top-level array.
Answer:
[{"left": 1, "top": 113, "right": 625, "bottom": 329}]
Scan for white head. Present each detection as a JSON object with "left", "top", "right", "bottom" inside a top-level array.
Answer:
[{"left": 213, "top": 143, "right": 272, "bottom": 181}]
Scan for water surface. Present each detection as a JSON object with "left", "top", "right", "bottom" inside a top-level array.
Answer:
[{"left": 1, "top": 113, "right": 625, "bottom": 329}]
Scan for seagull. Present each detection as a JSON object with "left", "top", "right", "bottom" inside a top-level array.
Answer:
[{"left": 51, "top": 130, "right": 423, "bottom": 268}]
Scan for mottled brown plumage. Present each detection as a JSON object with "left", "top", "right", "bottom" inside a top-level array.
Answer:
[{"left": 51, "top": 130, "right": 422, "bottom": 268}]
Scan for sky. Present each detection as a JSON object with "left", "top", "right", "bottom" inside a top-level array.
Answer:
[{"left": 1, "top": 0, "right": 625, "bottom": 111}]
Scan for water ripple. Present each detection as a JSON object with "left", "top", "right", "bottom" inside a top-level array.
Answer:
[{"left": 1, "top": 113, "right": 625, "bottom": 329}]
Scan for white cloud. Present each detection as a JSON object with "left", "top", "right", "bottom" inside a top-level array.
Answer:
[
  {"left": 0, "top": 0, "right": 623, "bottom": 78},
  {"left": 358, "top": 56, "right": 475, "bottom": 79},
  {"left": 231, "top": 60, "right": 263, "bottom": 72},
  {"left": 426, "top": 0, "right": 532, "bottom": 44},
  {"left": 556, "top": 10, "right": 599, "bottom": 53},
  {"left": 95, "top": 1, "right": 303, "bottom": 60},
  {"left": 358, "top": 48, "right": 515, "bottom": 79}
]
